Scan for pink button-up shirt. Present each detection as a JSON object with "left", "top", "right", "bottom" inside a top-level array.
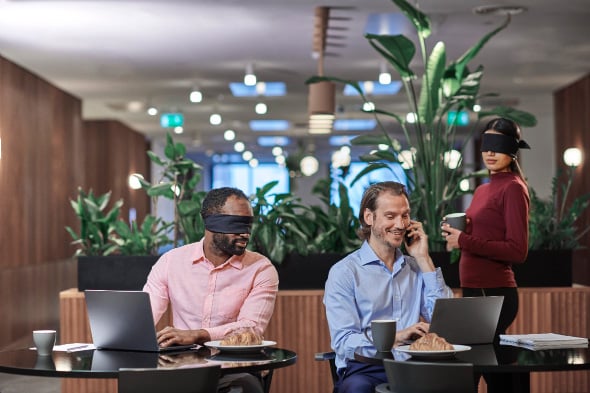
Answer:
[{"left": 143, "top": 239, "right": 279, "bottom": 340}]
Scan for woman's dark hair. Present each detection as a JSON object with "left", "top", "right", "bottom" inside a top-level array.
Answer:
[
  {"left": 201, "top": 187, "right": 249, "bottom": 218},
  {"left": 482, "top": 117, "right": 527, "bottom": 183},
  {"left": 357, "top": 181, "right": 409, "bottom": 241}
]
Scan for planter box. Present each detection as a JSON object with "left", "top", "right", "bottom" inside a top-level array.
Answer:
[
  {"left": 276, "top": 253, "right": 344, "bottom": 290},
  {"left": 77, "top": 255, "right": 159, "bottom": 291},
  {"left": 514, "top": 249, "right": 572, "bottom": 287},
  {"left": 432, "top": 250, "right": 574, "bottom": 288}
]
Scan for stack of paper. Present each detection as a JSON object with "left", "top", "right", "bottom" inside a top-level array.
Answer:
[{"left": 499, "top": 333, "right": 589, "bottom": 350}]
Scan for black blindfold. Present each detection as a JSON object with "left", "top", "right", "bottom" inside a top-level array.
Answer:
[
  {"left": 204, "top": 214, "right": 253, "bottom": 234},
  {"left": 480, "top": 133, "right": 530, "bottom": 156}
]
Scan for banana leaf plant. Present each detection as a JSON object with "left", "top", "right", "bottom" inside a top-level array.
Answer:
[
  {"left": 65, "top": 187, "right": 122, "bottom": 256},
  {"left": 306, "top": 178, "right": 362, "bottom": 254},
  {"left": 112, "top": 215, "right": 173, "bottom": 256},
  {"left": 137, "top": 132, "right": 205, "bottom": 247},
  {"left": 306, "top": 0, "right": 537, "bottom": 250},
  {"left": 249, "top": 180, "right": 314, "bottom": 264}
]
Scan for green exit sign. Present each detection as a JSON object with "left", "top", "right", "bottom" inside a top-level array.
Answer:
[
  {"left": 160, "top": 113, "right": 184, "bottom": 128},
  {"left": 447, "top": 111, "right": 469, "bottom": 126}
]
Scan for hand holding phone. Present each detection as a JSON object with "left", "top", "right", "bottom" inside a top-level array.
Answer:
[{"left": 405, "top": 231, "right": 413, "bottom": 246}]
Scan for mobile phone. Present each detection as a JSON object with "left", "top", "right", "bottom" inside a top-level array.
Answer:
[{"left": 405, "top": 231, "right": 413, "bottom": 246}]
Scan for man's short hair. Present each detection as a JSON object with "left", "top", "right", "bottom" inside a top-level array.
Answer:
[
  {"left": 200, "top": 187, "right": 249, "bottom": 219},
  {"left": 357, "top": 181, "right": 409, "bottom": 240}
]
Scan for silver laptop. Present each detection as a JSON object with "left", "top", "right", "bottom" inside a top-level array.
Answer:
[
  {"left": 429, "top": 296, "right": 504, "bottom": 345},
  {"left": 85, "top": 290, "right": 194, "bottom": 352}
]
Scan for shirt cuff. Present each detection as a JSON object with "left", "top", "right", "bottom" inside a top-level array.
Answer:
[{"left": 422, "top": 267, "right": 445, "bottom": 289}]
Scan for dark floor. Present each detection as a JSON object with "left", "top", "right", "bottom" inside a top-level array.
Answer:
[{"left": 0, "top": 373, "right": 60, "bottom": 393}]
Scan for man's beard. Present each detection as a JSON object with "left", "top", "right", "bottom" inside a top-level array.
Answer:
[{"left": 212, "top": 233, "right": 248, "bottom": 256}]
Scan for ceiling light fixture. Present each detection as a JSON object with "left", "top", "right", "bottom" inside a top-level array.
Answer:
[
  {"left": 244, "top": 63, "right": 257, "bottom": 86},
  {"left": 223, "top": 129, "right": 236, "bottom": 141},
  {"left": 234, "top": 141, "right": 245, "bottom": 152},
  {"left": 189, "top": 88, "right": 203, "bottom": 103},
  {"left": 308, "top": 6, "right": 337, "bottom": 134},
  {"left": 147, "top": 106, "right": 158, "bottom": 116},
  {"left": 379, "top": 62, "right": 391, "bottom": 85},
  {"left": 255, "top": 102, "right": 268, "bottom": 115},
  {"left": 210, "top": 113, "right": 222, "bottom": 125}
]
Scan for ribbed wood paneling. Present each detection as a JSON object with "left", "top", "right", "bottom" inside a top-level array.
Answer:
[
  {"left": 83, "top": 120, "right": 150, "bottom": 224},
  {"left": 61, "top": 287, "right": 588, "bottom": 393},
  {"left": 265, "top": 290, "right": 332, "bottom": 393},
  {"left": 554, "top": 73, "right": 590, "bottom": 286},
  {"left": 0, "top": 54, "right": 83, "bottom": 349},
  {"left": 0, "top": 54, "right": 152, "bottom": 350}
]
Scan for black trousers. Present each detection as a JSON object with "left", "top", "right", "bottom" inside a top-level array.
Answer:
[{"left": 462, "top": 286, "right": 519, "bottom": 393}]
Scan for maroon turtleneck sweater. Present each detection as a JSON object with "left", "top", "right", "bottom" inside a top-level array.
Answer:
[{"left": 458, "top": 171, "right": 530, "bottom": 288}]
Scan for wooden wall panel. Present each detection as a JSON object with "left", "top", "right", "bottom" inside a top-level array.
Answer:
[
  {"left": 0, "top": 54, "right": 151, "bottom": 350},
  {"left": 554, "top": 73, "right": 590, "bottom": 252},
  {"left": 82, "top": 120, "right": 150, "bottom": 231},
  {"left": 0, "top": 55, "right": 84, "bottom": 349}
]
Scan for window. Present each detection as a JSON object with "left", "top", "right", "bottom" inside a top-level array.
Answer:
[
  {"left": 211, "top": 163, "right": 290, "bottom": 196},
  {"left": 331, "top": 162, "right": 408, "bottom": 216}
]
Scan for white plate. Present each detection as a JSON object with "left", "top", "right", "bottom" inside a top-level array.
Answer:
[
  {"left": 204, "top": 340, "right": 277, "bottom": 353},
  {"left": 395, "top": 344, "right": 471, "bottom": 358}
]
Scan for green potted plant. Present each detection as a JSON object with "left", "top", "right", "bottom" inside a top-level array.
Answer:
[
  {"left": 67, "top": 133, "right": 207, "bottom": 291},
  {"left": 249, "top": 179, "right": 362, "bottom": 289},
  {"left": 306, "top": 0, "right": 537, "bottom": 251},
  {"left": 512, "top": 168, "right": 590, "bottom": 286},
  {"left": 137, "top": 132, "right": 206, "bottom": 247},
  {"left": 66, "top": 188, "right": 168, "bottom": 290}
]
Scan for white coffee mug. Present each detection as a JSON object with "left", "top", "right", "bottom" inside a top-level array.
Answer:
[{"left": 33, "top": 330, "right": 56, "bottom": 356}]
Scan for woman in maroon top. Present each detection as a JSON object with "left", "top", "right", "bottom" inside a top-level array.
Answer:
[
  {"left": 443, "top": 118, "right": 531, "bottom": 392},
  {"left": 443, "top": 117, "right": 530, "bottom": 335}
]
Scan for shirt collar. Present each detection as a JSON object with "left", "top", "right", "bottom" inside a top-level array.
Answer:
[{"left": 358, "top": 240, "right": 406, "bottom": 268}]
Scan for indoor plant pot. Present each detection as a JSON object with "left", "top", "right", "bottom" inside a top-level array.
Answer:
[{"left": 77, "top": 255, "right": 159, "bottom": 291}]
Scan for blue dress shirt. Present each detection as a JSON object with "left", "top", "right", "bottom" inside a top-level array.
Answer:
[{"left": 324, "top": 241, "right": 453, "bottom": 369}]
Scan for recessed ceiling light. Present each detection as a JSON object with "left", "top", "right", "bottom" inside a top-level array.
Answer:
[{"left": 472, "top": 5, "right": 527, "bottom": 16}]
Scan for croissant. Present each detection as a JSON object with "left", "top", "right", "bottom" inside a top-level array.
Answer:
[
  {"left": 220, "top": 329, "right": 263, "bottom": 346},
  {"left": 409, "top": 332, "right": 453, "bottom": 351}
]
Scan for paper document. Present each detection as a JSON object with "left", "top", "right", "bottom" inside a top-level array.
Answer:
[{"left": 499, "top": 333, "right": 588, "bottom": 350}]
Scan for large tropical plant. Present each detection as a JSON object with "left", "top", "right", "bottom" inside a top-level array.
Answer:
[
  {"left": 137, "top": 133, "right": 206, "bottom": 247},
  {"left": 307, "top": 0, "right": 537, "bottom": 250}
]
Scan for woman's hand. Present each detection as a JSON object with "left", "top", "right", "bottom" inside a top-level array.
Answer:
[
  {"left": 441, "top": 224, "right": 461, "bottom": 251},
  {"left": 394, "top": 322, "right": 429, "bottom": 346}
]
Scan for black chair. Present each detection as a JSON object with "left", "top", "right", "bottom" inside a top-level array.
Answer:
[
  {"left": 118, "top": 365, "right": 221, "bottom": 393},
  {"left": 315, "top": 351, "right": 338, "bottom": 387},
  {"left": 375, "top": 359, "right": 476, "bottom": 393}
]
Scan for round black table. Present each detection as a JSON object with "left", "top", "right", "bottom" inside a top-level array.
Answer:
[
  {"left": 355, "top": 344, "right": 590, "bottom": 392},
  {"left": 0, "top": 346, "right": 297, "bottom": 378}
]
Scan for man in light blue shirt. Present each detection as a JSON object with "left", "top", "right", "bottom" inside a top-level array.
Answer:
[{"left": 324, "top": 181, "right": 453, "bottom": 393}]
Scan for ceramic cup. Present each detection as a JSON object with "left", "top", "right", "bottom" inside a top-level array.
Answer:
[
  {"left": 33, "top": 330, "right": 56, "bottom": 356},
  {"left": 441, "top": 212, "right": 467, "bottom": 232},
  {"left": 363, "top": 319, "right": 396, "bottom": 352}
]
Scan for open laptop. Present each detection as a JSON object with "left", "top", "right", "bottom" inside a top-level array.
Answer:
[
  {"left": 429, "top": 296, "right": 504, "bottom": 345},
  {"left": 85, "top": 290, "right": 194, "bottom": 352}
]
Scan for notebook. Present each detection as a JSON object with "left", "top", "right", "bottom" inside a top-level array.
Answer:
[
  {"left": 429, "top": 296, "right": 504, "bottom": 345},
  {"left": 85, "top": 290, "right": 195, "bottom": 352}
]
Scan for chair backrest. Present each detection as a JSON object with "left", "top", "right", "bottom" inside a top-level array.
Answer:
[
  {"left": 118, "top": 365, "right": 221, "bottom": 393},
  {"left": 383, "top": 359, "right": 475, "bottom": 393}
]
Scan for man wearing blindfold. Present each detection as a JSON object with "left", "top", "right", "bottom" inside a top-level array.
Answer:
[
  {"left": 442, "top": 117, "right": 530, "bottom": 393},
  {"left": 144, "top": 187, "right": 278, "bottom": 393}
]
